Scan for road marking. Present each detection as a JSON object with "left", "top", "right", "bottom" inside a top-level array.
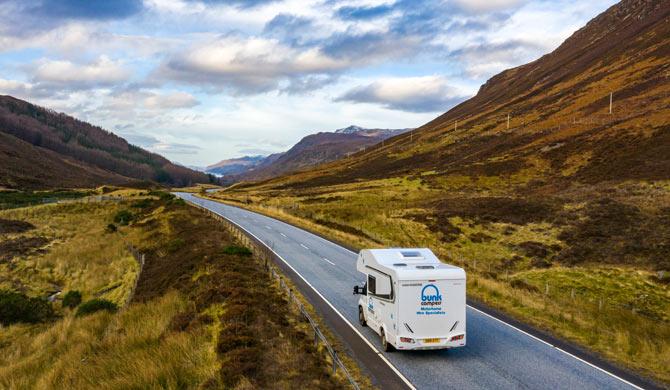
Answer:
[
  {"left": 181, "top": 197, "right": 415, "bottom": 390},
  {"left": 323, "top": 257, "right": 335, "bottom": 265},
  {"left": 300, "top": 243, "right": 310, "bottom": 250},
  {"left": 468, "top": 307, "right": 643, "bottom": 390},
  {"left": 280, "top": 232, "right": 287, "bottom": 238},
  {"left": 265, "top": 225, "right": 272, "bottom": 230}
]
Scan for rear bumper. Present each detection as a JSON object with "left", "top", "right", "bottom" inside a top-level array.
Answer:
[{"left": 394, "top": 334, "right": 466, "bottom": 350}]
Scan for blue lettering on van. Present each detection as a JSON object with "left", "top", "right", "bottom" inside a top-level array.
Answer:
[
  {"left": 421, "top": 284, "right": 442, "bottom": 302},
  {"left": 418, "top": 284, "right": 445, "bottom": 315}
]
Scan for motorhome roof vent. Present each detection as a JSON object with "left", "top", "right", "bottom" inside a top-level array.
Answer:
[
  {"left": 400, "top": 251, "right": 423, "bottom": 259},
  {"left": 393, "top": 263, "right": 407, "bottom": 267},
  {"left": 416, "top": 265, "right": 435, "bottom": 269}
]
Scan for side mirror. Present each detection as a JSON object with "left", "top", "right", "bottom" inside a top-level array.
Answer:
[{"left": 353, "top": 285, "right": 360, "bottom": 295}]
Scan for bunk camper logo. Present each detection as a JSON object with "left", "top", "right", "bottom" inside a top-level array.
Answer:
[{"left": 418, "top": 284, "right": 445, "bottom": 315}]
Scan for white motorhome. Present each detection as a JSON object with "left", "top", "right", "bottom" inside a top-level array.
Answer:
[{"left": 353, "top": 248, "right": 466, "bottom": 351}]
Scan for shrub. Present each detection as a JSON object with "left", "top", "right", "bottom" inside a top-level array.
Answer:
[
  {"left": 131, "top": 198, "right": 153, "bottom": 209},
  {"left": 0, "top": 290, "right": 54, "bottom": 325},
  {"left": 113, "top": 210, "right": 134, "bottom": 226},
  {"left": 510, "top": 279, "right": 540, "bottom": 293},
  {"left": 106, "top": 223, "right": 117, "bottom": 233},
  {"left": 166, "top": 238, "right": 186, "bottom": 253},
  {"left": 222, "top": 245, "right": 252, "bottom": 256},
  {"left": 62, "top": 290, "right": 82, "bottom": 309},
  {"left": 76, "top": 299, "right": 118, "bottom": 317}
]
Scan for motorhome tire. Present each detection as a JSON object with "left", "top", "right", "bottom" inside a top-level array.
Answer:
[
  {"left": 381, "top": 329, "right": 394, "bottom": 352},
  {"left": 358, "top": 306, "right": 367, "bottom": 326}
]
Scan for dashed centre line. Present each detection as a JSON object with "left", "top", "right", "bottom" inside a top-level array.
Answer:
[
  {"left": 280, "top": 233, "right": 287, "bottom": 238},
  {"left": 300, "top": 243, "right": 310, "bottom": 250},
  {"left": 322, "top": 257, "right": 335, "bottom": 265}
]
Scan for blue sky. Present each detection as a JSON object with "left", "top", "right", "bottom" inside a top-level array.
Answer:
[{"left": 0, "top": 0, "right": 617, "bottom": 166}]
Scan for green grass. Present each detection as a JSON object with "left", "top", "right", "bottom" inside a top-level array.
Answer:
[{"left": 0, "top": 190, "right": 91, "bottom": 210}]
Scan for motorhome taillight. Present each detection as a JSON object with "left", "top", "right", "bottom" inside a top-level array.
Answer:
[
  {"left": 450, "top": 334, "right": 464, "bottom": 341},
  {"left": 400, "top": 337, "right": 415, "bottom": 343}
]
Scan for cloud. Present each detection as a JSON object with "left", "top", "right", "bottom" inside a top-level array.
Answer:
[
  {"left": 152, "top": 142, "right": 203, "bottom": 155},
  {"left": 454, "top": 0, "right": 527, "bottom": 12},
  {"left": 0, "top": 78, "right": 33, "bottom": 96},
  {"left": 336, "top": 5, "right": 394, "bottom": 20},
  {"left": 335, "top": 75, "right": 468, "bottom": 113},
  {"left": 144, "top": 91, "right": 200, "bottom": 109},
  {"left": 157, "top": 34, "right": 350, "bottom": 94},
  {"left": 31, "top": 56, "right": 130, "bottom": 90}
]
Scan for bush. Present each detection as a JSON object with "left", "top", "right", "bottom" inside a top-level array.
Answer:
[
  {"left": 0, "top": 290, "right": 54, "bottom": 325},
  {"left": 62, "top": 290, "right": 82, "bottom": 308},
  {"left": 76, "top": 299, "right": 118, "bottom": 317},
  {"left": 131, "top": 198, "right": 153, "bottom": 209},
  {"left": 222, "top": 245, "right": 252, "bottom": 256},
  {"left": 166, "top": 238, "right": 185, "bottom": 253},
  {"left": 106, "top": 223, "right": 117, "bottom": 233},
  {"left": 113, "top": 210, "right": 134, "bottom": 226}
]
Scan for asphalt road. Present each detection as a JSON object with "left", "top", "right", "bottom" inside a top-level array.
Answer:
[{"left": 176, "top": 192, "right": 642, "bottom": 390}]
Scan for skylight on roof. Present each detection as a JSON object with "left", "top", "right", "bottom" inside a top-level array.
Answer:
[{"left": 400, "top": 251, "right": 422, "bottom": 258}]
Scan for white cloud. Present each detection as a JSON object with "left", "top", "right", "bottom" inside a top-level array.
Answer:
[
  {"left": 32, "top": 56, "right": 130, "bottom": 89},
  {"left": 336, "top": 75, "right": 469, "bottom": 113},
  {"left": 158, "top": 35, "right": 349, "bottom": 93},
  {"left": 144, "top": 91, "right": 199, "bottom": 109},
  {"left": 454, "top": 0, "right": 527, "bottom": 12}
]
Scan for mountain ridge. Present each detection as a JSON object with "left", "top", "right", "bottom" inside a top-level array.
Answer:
[{"left": 0, "top": 95, "right": 216, "bottom": 189}]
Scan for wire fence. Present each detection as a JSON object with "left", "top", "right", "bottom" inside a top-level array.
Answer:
[
  {"left": 125, "top": 243, "right": 145, "bottom": 309},
  {"left": 188, "top": 201, "right": 361, "bottom": 390}
]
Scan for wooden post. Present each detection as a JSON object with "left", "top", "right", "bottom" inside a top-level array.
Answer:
[
  {"left": 507, "top": 113, "right": 510, "bottom": 130},
  {"left": 609, "top": 92, "right": 613, "bottom": 114}
]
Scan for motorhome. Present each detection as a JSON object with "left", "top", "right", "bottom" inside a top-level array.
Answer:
[{"left": 353, "top": 248, "right": 466, "bottom": 351}]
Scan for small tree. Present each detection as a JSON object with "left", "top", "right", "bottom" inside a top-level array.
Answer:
[
  {"left": 62, "top": 290, "right": 82, "bottom": 308},
  {"left": 113, "top": 210, "right": 133, "bottom": 226},
  {"left": 0, "top": 290, "right": 54, "bottom": 325}
]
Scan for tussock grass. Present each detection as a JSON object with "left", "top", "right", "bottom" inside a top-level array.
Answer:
[
  {"left": 0, "top": 292, "right": 218, "bottom": 390},
  {"left": 0, "top": 202, "right": 139, "bottom": 304}
]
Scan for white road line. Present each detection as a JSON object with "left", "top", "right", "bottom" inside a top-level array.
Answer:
[
  {"left": 468, "top": 306, "right": 643, "bottom": 389},
  {"left": 182, "top": 198, "right": 415, "bottom": 390},
  {"left": 265, "top": 225, "right": 272, "bottom": 229},
  {"left": 300, "top": 243, "right": 310, "bottom": 250},
  {"left": 280, "top": 232, "right": 287, "bottom": 238},
  {"left": 323, "top": 257, "right": 335, "bottom": 265}
]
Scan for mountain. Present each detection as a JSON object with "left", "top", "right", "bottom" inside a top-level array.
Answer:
[
  {"left": 220, "top": 125, "right": 410, "bottom": 181},
  {"left": 0, "top": 95, "right": 216, "bottom": 189},
  {"left": 206, "top": 155, "right": 267, "bottom": 176}
]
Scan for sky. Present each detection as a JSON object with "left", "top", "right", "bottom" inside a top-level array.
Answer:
[{"left": 0, "top": 0, "right": 617, "bottom": 166}]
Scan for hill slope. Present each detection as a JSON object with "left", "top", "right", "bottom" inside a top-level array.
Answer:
[{"left": 0, "top": 96, "right": 215, "bottom": 189}]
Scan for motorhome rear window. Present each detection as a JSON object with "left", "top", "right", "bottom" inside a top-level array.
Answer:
[
  {"left": 416, "top": 265, "right": 435, "bottom": 269},
  {"left": 400, "top": 251, "right": 422, "bottom": 258},
  {"left": 393, "top": 263, "right": 407, "bottom": 267}
]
